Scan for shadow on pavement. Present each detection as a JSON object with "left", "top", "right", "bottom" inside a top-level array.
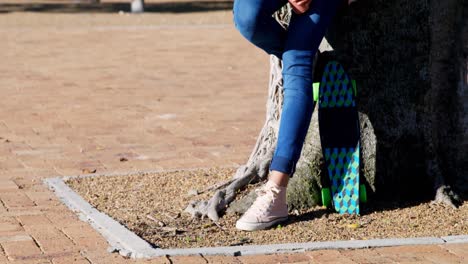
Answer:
[{"left": 0, "top": 1, "right": 233, "bottom": 14}]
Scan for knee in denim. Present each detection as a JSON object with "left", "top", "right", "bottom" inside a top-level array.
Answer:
[
  {"left": 282, "top": 52, "right": 315, "bottom": 80},
  {"left": 233, "top": 0, "right": 263, "bottom": 41},
  {"left": 281, "top": 73, "right": 314, "bottom": 98}
]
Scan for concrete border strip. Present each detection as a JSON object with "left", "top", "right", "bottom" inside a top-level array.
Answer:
[
  {"left": 156, "top": 237, "right": 445, "bottom": 257},
  {"left": 44, "top": 177, "right": 161, "bottom": 258},
  {"left": 441, "top": 235, "right": 468, "bottom": 244},
  {"left": 44, "top": 171, "right": 467, "bottom": 259}
]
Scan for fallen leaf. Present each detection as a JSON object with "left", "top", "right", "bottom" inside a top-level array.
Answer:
[{"left": 347, "top": 223, "right": 361, "bottom": 229}]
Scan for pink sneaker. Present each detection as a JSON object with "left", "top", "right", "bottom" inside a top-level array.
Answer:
[{"left": 235, "top": 181, "right": 288, "bottom": 231}]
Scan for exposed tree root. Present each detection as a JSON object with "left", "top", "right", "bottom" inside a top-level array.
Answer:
[
  {"left": 433, "top": 185, "right": 462, "bottom": 209},
  {"left": 184, "top": 161, "right": 265, "bottom": 221}
]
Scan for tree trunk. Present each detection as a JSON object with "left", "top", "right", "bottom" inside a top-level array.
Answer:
[
  {"left": 319, "top": 0, "right": 467, "bottom": 206},
  {"left": 186, "top": 1, "right": 467, "bottom": 221}
]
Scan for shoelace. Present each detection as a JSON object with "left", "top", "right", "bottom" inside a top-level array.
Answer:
[{"left": 249, "top": 185, "right": 280, "bottom": 219}]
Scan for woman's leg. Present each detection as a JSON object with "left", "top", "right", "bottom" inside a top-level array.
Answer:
[
  {"left": 233, "top": 0, "right": 288, "bottom": 58},
  {"left": 269, "top": 0, "right": 342, "bottom": 178},
  {"left": 236, "top": 0, "right": 341, "bottom": 231}
]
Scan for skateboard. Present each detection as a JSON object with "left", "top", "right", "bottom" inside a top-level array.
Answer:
[{"left": 313, "top": 61, "right": 366, "bottom": 214}]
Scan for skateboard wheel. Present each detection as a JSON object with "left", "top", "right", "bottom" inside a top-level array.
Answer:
[
  {"left": 359, "top": 184, "right": 367, "bottom": 203},
  {"left": 321, "top": 188, "right": 332, "bottom": 208},
  {"left": 313, "top": 82, "right": 320, "bottom": 102}
]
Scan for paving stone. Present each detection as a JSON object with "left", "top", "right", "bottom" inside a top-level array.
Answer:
[
  {"left": 133, "top": 256, "right": 171, "bottom": 264},
  {"left": 52, "top": 167, "right": 82, "bottom": 177},
  {"left": 61, "top": 225, "right": 101, "bottom": 240},
  {"left": 441, "top": 243, "right": 468, "bottom": 258},
  {"left": 203, "top": 255, "right": 243, "bottom": 264},
  {"left": 305, "top": 250, "right": 357, "bottom": 263},
  {"left": 373, "top": 245, "right": 444, "bottom": 263},
  {"left": 24, "top": 191, "right": 59, "bottom": 207},
  {"left": 339, "top": 249, "right": 395, "bottom": 264},
  {"left": 81, "top": 251, "right": 128, "bottom": 264},
  {"left": 0, "top": 247, "right": 8, "bottom": 263},
  {"left": 0, "top": 202, "right": 7, "bottom": 214},
  {"left": 51, "top": 254, "right": 91, "bottom": 264},
  {"left": 0, "top": 170, "right": 34, "bottom": 181},
  {"left": 394, "top": 261, "right": 434, "bottom": 264},
  {"left": 0, "top": 234, "right": 33, "bottom": 243},
  {"left": 377, "top": 245, "right": 445, "bottom": 254},
  {"left": 45, "top": 211, "right": 83, "bottom": 227},
  {"left": 0, "top": 217, "right": 24, "bottom": 234},
  {"left": 61, "top": 224, "right": 107, "bottom": 250},
  {"left": 5, "top": 207, "right": 51, "bottom": 217},
  {"left": 17, "top": 214, "right": 52, "bottom": 226},
  {"left": 238, "top": 253, "right": 312, "bottom": 264},
  {"left": 11, "top": 259, "right": 53, "bottom": 264},
  {"left": 23, "top": 226, "right": 63, "bottom": 239},
  {"left": 0, "top": 180, "right": 19, "bottom": 192},
  {"left": 168, "top": 255, "right": 208, "bottom": 264},
  {"left": 71, "top": 237, "right": 108, "bottom": 251},
  {"left": 25, "top": 226, "right": 76, "bottom": 254},
  {"left": 35, "top": 238, "right": 76, "bottom": 255},
  {"left": 76, "top": 160, "right": 106, "bottom": 172},
  {"left": 16, "top": 156, "right": 50, "bottom": 171},
  {"left": 30, "top": 170, "right": 65, "bottom": 180},
  {"left": 0, "top": 157, "right": 26, "bottom": 171},
  {"left": 370, "top": 253, "right": 427, "bottom": 263},
  {"left": 1, "top": 240, "right": 42, "bottom": 260},
  {"left": 11, "top": 177, "right": 38, "bottom": 190},
  {"left": 0, "top": 192, "right": 35, "bottom": 208},
  {"left": 44, "top": 156, "right": 80, "bottom": 168},
  {"left": 422, "top": 250, "right": 464, "bottom": 264}
]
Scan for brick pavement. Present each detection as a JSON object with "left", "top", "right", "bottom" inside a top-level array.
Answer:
[{"left": 0, "top": 6, "right": 466, "bottom": 264}]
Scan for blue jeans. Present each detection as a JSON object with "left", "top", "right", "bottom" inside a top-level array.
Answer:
[{"left": 233, "top": 0, "right": 341, "bottom": 176}]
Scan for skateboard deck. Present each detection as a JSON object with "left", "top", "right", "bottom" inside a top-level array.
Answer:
[{"left": 315, "top": 61, "right": 361, "bottom": 215}]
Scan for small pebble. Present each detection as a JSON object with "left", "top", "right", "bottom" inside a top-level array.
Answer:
[{"left": 187, "top": 189, "right": 199, "bottom": 196}]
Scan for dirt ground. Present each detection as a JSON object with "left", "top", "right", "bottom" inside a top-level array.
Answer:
[{"left": 67, "top": 167, "right": 468, "bottom": 249}]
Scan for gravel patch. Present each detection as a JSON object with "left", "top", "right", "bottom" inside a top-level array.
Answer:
[{"left": 67, "top": 167, "right": 468, "bottom": 249}]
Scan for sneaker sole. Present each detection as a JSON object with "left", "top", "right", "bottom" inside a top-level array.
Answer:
[{"left": 235, "top": 216, "right": 288, "bottom": 231}]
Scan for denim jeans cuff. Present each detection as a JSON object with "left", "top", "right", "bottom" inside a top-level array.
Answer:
[{"left": 269, "top": 155, "right": 296, "bottom": 177}]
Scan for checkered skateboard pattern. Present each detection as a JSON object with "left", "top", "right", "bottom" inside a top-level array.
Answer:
[
  {"left": 318, "top": 61, "right": 360, "bottom": 215},
  {"left": 320, "top": 61, "right": 356, "bottom": 108},
  {"left": 324, "top": 146, "right": 360, "bottom": 214}
]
